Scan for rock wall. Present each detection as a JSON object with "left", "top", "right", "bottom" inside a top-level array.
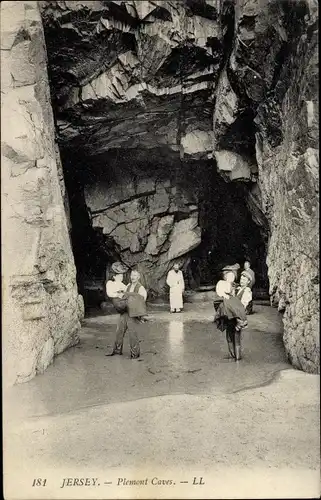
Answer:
[
  {"left": 40, "top": 0, "right": 221, "bottom": 161},
  {"left": 254, "top": 1, "right": 319, "bottom": 373},
  {"left": 220, "top": 0, "right": 318, "bottom": 373},
  {"left": 1, "top": 0, "right": 84, "bottom": 386},
  {"left": 86, "top": 170, "right": 201, "bottom": 295}
]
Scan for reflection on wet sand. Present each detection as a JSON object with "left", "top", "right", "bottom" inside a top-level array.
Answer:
[
  {"left": 167, "top": 320, "right": 184, "bottom": 351},
  {"left": 6, "top": 304, "right": 290, "bottom": 419}
]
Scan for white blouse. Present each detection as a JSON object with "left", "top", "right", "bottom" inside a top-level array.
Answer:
[
  {"left": 237, "top": 287, "right": 252, "bottom": 308},
  {"left": 106, "top": 280, "right": 127, "bottom": 298},
  {"left": 216, "top": 280, "right": 233, "bottom": 298}
]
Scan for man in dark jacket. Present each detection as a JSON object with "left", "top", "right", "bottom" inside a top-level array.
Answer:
[{"left": 106, "top": 266, "right": 147, "bottom": 359}]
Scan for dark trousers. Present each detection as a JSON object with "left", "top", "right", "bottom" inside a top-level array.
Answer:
[
  {"left": 113, "top": 312, "right": 140, "bottom": 358},
  {"left": 226, "top": 320, "right": 241, "bottom": 357},
  {"left": 246, "top": 300, "right": 253, "bottom": 315}
]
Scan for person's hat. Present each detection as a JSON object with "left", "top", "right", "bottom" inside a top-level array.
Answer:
[
  {"left": 111, "top": 261, "right": 127, "bottom": 274},
  {"left": 222, "top": 263, "right": 240, "bottom": 277},
  {"left": 241, "top": 270, "right": 252, "bottom": 283},
  {"left": 222, "top": 263, "right": 240, "bottom": 271}
]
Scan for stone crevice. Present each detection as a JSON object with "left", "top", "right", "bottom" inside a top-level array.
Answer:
[{"left": 90, "top": 188, "right": 157, "bottom": 215}]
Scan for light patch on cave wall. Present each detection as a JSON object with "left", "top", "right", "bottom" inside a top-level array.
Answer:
[{"left": 85, "top": 174, "right": 201, "bottom": 295}]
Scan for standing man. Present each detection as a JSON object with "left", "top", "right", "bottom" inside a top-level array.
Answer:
[
  {"left": 166, "top": 263, "right": 185, "bottom": 313},
  {"left": 106, "top": 268, "right": 147, "bottom": 359},
  {"left": 243, "top": 260, "right": 255, "bottom": 289},
  {"left": 236, "top": 272, "right": 253, "bottom": 315},
  {"left": 126, "top": 270, "right": 147, "bottom": 301}
]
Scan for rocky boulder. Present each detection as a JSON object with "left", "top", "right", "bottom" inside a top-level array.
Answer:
[{"left": 86, "top": 174, "right": 201, "bottom": 295}]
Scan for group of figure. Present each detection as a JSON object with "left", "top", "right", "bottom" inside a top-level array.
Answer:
[
  {"left": 105, "top": 262, "right": 148, "bottom": 359},
  {"left": 214, "top": 260, "right": 255, "bottom": 361},
  {"left": 105, "top": 259, "right": 255, "bottom": 362},
  {"left": 104, "top": 261, "right": 186, "bottom": 358}
]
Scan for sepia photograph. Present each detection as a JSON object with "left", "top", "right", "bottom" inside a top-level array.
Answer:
[{"left": 1, "top": 0, "right": 319, "bottom": 498}]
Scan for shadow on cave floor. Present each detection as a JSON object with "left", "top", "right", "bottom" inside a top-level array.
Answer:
[{"left": 6, "top": 303, "right": 293, "bottom": 420}]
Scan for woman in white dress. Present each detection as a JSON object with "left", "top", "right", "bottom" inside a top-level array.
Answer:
[{"left": 166, "top": 263, "right": 185, "bottom": 313}]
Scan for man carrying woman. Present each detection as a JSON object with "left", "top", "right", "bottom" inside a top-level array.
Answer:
[
  {"left": 106, "top": 262, "right": 148, "bottom": 359},
  {"left": 214, "top": 268, "right": 248, "bottom": 361}
]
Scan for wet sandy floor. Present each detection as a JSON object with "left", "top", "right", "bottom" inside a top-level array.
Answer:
[
  {"left": 6, "top": 304, "right": 290, "bottom": 417},
  {"left": 4, "top": 303, "right": 320, "bottom": 499}
]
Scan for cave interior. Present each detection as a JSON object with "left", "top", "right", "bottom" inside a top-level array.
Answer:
[
  {"left": 40, "top": 0, "right": 270, "bottom": 307},
  {"left": 62, "top": 145, "right": 268, "bottom": 306}
]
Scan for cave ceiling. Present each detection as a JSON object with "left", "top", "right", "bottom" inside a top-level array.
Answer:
[
  {"left": 39, "top": 0, "right": 229, "bottom": 165},
  {"left": 40, "top": 0, "right": 302, "bottom": 179}
]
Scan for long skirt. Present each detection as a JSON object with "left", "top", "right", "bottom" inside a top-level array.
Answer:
[
  {"left": 169, "top": 286, "right": 183, "bottom": 310},
  {"left": 111, "top": 292, "right": 147, "bottom": 318},
  {"left": 125, "top": 292, "right": 147, "bottom": 318},
  {"left": 214, "top": 297, "right": 247, "bottom": 332}
]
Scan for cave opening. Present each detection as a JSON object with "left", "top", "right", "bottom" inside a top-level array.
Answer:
[
  {"left": 190, "top": 161, "right": 268, "bottom": 290},
  {"left": 39, "top": 0, "right": 271, "bottom": 311},
  {"left": 61, "top": 146, "right": 268, "bottom": 310}
]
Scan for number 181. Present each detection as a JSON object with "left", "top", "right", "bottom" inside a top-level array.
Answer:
[{"left": 32, "top": 478, "right": 47, "bottom": 487}]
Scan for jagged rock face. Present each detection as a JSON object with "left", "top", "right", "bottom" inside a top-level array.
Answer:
[
  {"left": 40, "top": 0, "right": 259, "bottom": 179},
  {"left": 220, "top": 0, "right": 318, "bottom": 373},
  {"left": 253, "top": 1, "right": 319, "bottom": 373},
  {"left": 1, "top": 1, "right": 84, "bottom": 386},
  {"left": 40, "top": 0, "right": 221, "bottom": 161},
  {"left": 39, "top": 0, "right": 318, "bottom": 373},
  {"left": 85, "top": 164, "right": 201, "bottom": 294}
]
